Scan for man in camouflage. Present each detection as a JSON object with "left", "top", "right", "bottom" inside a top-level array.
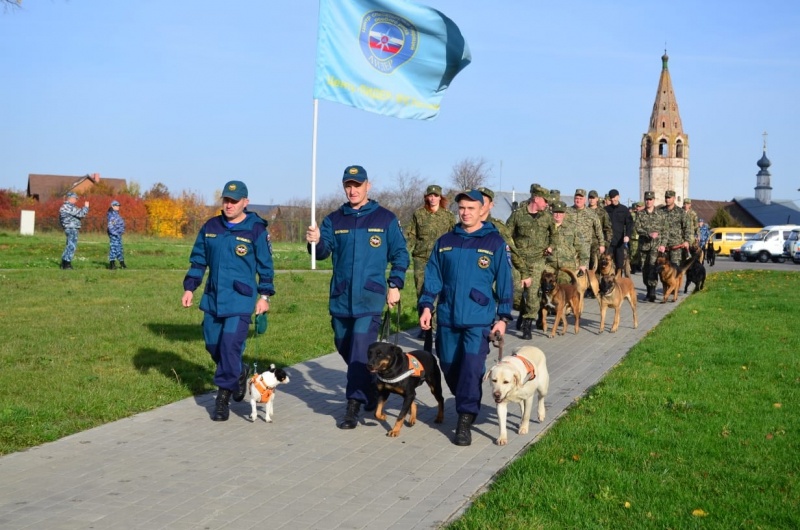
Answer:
[
  {"left": 659, "top": 190, "right": 691, "bottom": 268},
  {"left": 505, "top": 183, "right": 555, "bottom": 339},
  {"left": 406, "top": 184, "right": 455, "bottom": 337},
  {"left": 59, "top": 191, "right": 90, "bottom": 270},
  {"left": 566, "top": 188, "right": 602, "bottom": 284},
  {"left": 547, "top": 200, "right": 589, "bottom": 281},
  {"left": 683, "top": 198, "right": 699, "bottom": 245},
  {"left": 629, "top": 201, "right": 645, "bottom": 273},
  {"left": 587, "top": 189, "right": 612, "bottom": 275},
  {"left": 634, "top": 191, "right": 665, "bottom": 302}
]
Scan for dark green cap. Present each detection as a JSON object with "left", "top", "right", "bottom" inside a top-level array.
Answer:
[{"left": 425, "top": 184, "right": 442, "bottom": 196}]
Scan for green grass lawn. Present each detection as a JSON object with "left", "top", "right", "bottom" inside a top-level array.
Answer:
[{"left": 1, "top": 231, "right": 798, "bottom": 529}]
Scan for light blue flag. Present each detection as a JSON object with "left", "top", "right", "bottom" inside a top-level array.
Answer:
[{"left": 314, "top": 0, "right": 471, "bottom": 120}]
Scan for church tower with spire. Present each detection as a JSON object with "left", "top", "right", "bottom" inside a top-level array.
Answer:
[
  {"left": 755, "top": 132, "right": 772, "bottom": 204},
  {"left": 639, "top": 52, "right": 689, "bottom": 203}
]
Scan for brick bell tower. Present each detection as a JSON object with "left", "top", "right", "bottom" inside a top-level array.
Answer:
[{"left": 639, "top": 52, "right": 689, "bottom": 204}]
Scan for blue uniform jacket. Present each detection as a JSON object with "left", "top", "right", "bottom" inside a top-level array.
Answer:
[
  {"left": 418, "top": 222, "right": 513, "bottom": 327},
  {"left": 183, "top": 211, "right": 275, "bottom": 318},
  {"left": 310, "top": 199, "right": 409, "bottom": 318}
]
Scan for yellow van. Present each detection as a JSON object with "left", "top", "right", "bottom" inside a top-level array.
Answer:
[{"left": 709, "top": 227, "right": 762, "bottom": 256}]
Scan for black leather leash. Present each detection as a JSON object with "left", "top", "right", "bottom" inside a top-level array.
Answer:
[{"left": 379, "top": 301, "right": 402, "bottom": 346}]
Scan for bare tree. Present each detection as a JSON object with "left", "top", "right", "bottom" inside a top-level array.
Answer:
[
  {"left": 2, "top": 0, "right": 22, "bottom": 11},
  {"left": 449, "top": 157, "right": 491, "bottom": 191},
  {"left": 370, "top": 169, "right": 426, "bottom": 227}
]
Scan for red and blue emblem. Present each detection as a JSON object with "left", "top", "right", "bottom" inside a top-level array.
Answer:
[{"left": 359, "top": 11, "right": 417, "bottom": 74}]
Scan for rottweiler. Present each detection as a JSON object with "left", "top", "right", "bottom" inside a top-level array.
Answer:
[{"left": 366, "top": 342, "right": 445, "bottom": 437}]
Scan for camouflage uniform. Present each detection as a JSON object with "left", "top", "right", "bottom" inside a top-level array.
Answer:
[
  {"left": 406, "top": 202, "right": 455, "bottom": 299},
  {"left": 548, "top": 204, "right": 589, "bottom": 282},
  {"left": 684, "top": 201, "right": 699, "bottom": 244},
  {"left": 59, "top": 194, "right": 89, "bottom": 268},
  {"left": 107, "top": 203, "right": 126, "bottom": 266},
  {"left": 634, "top": 197, "right": 665, "bottom": 301},
  {"left": 629, "top": 204, "right": 640, "bottom": 272},
  {"left": 505, "top": 185, "right": 555, "bottom": 332},
  {"left": 588, "top": 200, "right": 612, "bottom": 269},
  {"left": 660, "top": 202, "right": 691, "bottom": 266},
  {"left": 565, "top": 203, "right": 600, "bottom": 273}
]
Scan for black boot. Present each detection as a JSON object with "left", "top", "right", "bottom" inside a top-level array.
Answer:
[
  {"left": 339, "top": 399, "right": 361, "bottom": 429},
  {"left": 647, "top": 285, "right": 657, "bottom": 303},
  {"left": 515, "top": 312, "right": 524, "bottom": 331},
  {"left": 65, "top": 261, "right": 73, "bottom": 270},
  {"left": 212, "top": 388, "right": 232, "bottom": 421},
  {"left": 119, "top": 260, "right": 127, "bottom": 269},
  {"left": 584, "top": 288, "right": 595, "bottom": 299},
  {"left": 521, "top": 318, "right": 532, "bottom": 340},
  {"left": 535, "top": 315, "right": 544, "bottom": 330},
  {"left": 109, "top": 260, "right": 117, "bottom": 270},
  {"left": 233, "top": 362, "right": 250, "bottom": 402},
  {"left": 454, "top": 413, "right": 476, "bottom": 446},
  {"left": 60, "top": 259, "right": 68, "bottom": 270}
]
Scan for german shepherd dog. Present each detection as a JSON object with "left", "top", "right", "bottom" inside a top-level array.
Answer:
[
  {"left": 366, "top": 342, "right": 445, "bottom": 437},
  {"left": 539, "top": 268, "right": 583, "bottom": 337},
  {"left": 597, "top": 269, "right": 639, "bottom": 333},
  {"left": 655, "top": 251, "right": 698, "bottom": 303},
  {"left": 705, "top": 240, "right": 716, "bottom": 266},
  {"left": 684, "top": 244, "right": 707, "bottom": 293}
]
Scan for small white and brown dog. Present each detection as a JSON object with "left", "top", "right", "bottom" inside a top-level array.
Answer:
[
  {"left": 484, "top": 346, "right": 550, "bottom": 446},
  {"left": 247, "top": 364, "right": 290, "bottom": 423}
]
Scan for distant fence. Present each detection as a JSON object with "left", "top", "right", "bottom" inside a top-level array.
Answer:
[{"left": 0, "top": 216, "right": 308, "bottom": 243}]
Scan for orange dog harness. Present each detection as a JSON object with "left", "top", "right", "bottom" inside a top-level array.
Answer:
[
  {"left": 499, "top": 354, "right": 536, "bottom": 384},
  {"left": 249, "top": 374, "right": 275, "bottom": 403},
  {"left": 377, "top": 353, "right": 425, "bottom": 383}
]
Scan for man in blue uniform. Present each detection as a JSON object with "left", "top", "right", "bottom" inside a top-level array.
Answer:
[
  {"left": 182, "top": 180, "right": 275, "bottom": 422},
  {"left": 419, "top": 189, "right": 514, "bottom": 446},
  {"left": 306, "top": 165, "right": 409, "bottom": 429}
]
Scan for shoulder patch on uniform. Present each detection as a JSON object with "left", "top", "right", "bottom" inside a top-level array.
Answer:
[{"left": 478, "top": 255, "right": 491, "bottom": 269}]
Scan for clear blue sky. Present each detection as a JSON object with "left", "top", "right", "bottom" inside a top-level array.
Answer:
[{"left": 2, "top": 1, "right": 799, "bottom": 207}]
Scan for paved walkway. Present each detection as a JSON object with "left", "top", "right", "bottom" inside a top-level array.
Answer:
[{"left": 0, "top": 286, "right": 685, "bottom": 529}]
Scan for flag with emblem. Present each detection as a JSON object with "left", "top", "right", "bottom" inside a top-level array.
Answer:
[{"left": 314, "top": 0, "right": 471, "bottom": 120}]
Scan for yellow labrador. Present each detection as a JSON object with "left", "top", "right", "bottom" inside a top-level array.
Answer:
[{"left": 484, "top": 346, "right": 550, "bottom": 446}]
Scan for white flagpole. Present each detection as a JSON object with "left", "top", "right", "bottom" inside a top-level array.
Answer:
[{"left": 310, "top": 98, "right": 319, "bottom": 270}]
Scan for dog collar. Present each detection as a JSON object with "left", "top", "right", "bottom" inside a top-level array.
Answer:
[{"left": 377, "top": 354, "right": 425, "bottom": 384}]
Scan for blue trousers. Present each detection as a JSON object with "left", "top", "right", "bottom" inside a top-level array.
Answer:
[
  {"left": 435, "top": 324, "right": 490, "bottom": 416},
  {"left": 331, "top": 315, "right": 381, "bottom": 406},
  {"left": 202, "top": 313, "right": 249, "bottom": 391},
  {"left": 62, "top": 229, "right": 79, "bottom": 262}
]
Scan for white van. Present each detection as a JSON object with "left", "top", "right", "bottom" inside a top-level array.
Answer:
[
  {"left": 783, "top": 229, "right": 800, "bottom": 264},
  {"left": 740, "top": 225, "right": 800, "bottom": 263}
]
